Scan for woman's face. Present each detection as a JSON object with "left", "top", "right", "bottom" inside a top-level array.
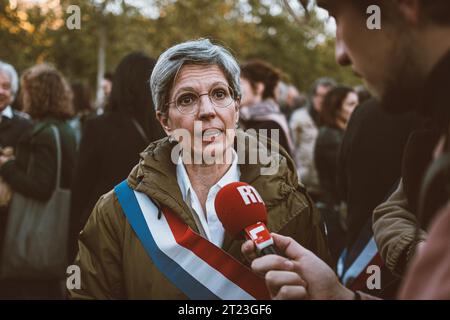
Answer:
[
  {"left": 338, "top": 91, "right": 359, "bottom": 127},
  {"left": 157, "top": 64, "right": 239, "bottom": 164}
]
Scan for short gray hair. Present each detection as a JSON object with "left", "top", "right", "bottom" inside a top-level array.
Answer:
[
  {"left": 150, "top": 39, "right": 241, "bottom": 113},
  {"left": 0, "top": 60, "right": 19, "bottom": 99}
]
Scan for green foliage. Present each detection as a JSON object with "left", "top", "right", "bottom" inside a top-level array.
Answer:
[{"left": 0, "top": 0, "right": 360, "bottom": 92}]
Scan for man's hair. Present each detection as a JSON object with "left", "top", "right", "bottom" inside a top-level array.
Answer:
[
  {"left": 352, "top": 0, "right": 450, "bottom": 26},
  {"left": 420, "top": 0, "right": 450, "bottom": 26},
  {"left": 150, "top": 38, "right": 241, "bottom": 114},
  {"left": 0, "top": 60, "right": 19, "bottom": 99},
  {"left": 240, "top": 59, "right": 281, "bottom": 100}
]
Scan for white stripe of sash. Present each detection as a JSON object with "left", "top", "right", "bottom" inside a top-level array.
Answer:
[{"left": 134, "top": 191, "right": 255, "bottom": 300}]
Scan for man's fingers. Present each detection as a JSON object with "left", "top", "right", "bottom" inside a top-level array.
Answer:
[
  {"left": 273, "top": 285, "right": 308, "bottom": 300},
  {"left": 241, "top": 240, "right": 258, "bottom": 264},
  {"left": 251, "top": 254, "right": 292, "bottom": 276},
  {"left": 271, "top": 233, "right": 310, "bottom": 260},
  {"left": 265, "top": 270, "right": 307, "bottom": 298}
]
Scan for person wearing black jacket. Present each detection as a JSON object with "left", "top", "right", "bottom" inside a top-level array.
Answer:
[
  {"left": 0, "top": 61, "right": 33, "bottom": 278},
  {"left": 314, "top": 86, "right": 358, "bottom": 264},
  {"left": 0, "top": 64, "right": 76, "bottom": 299},
  {"left": 0, "top": 61, "right": 32, "bottom": 150},
  {"left": 337, "top": 98, "right": 423, "bottom": 298},
  {"left": 239, "top": 59, "right": 294, "bottom": 158},
  {"left": 69, "top": 52, "right": 166, "bottom": 260}
]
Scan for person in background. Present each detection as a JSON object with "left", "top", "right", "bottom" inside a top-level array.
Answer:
[
  {"left": 102, "top": 72, "right": 113, "bottom": 99},
  {"left": 289, "top": 77, "right": 336, "bottom": 200},
  {"left": 337, "top": 98, "right": 423, "bottom": 298},
  {"left": 242, "top": 0, "right": 450, "bottom": 300},
  {"left": 96, "top": 72, "right": 114, "bottom": 115},
  {"left": 68, "top": 82, "right": 94, "bottom": 148},
  {"left": 277, "top": 82, "right": 306, "bottom": 123},
  {"left": 0, "top": 60, "right": 32, "bottom": 279},
  {"left": 239, "top": 59, "right": 294, "bottom": 157},
  {"left": 0, "top": 61, "right": 32, "bottom": 150},
  {"left": 0, "top": 64, "right": 76, "bottom": 299},
  {"left": 314, "top": 86, "right": 358, "bottom": 264},
  {"left": 69, "top": 52, "right": 166, "bottom": 260}
]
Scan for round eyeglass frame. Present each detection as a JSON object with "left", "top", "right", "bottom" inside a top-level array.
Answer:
[{"left": 165, "top": 84, "right": 237, "bottom": 115}]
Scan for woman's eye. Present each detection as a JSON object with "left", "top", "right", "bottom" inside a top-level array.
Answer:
[
  {"left": 212, "top": 89, "right": 227, "bottom": 100},
  {"left": 178, "top": 94, "right": 196, "bottom": 106}
]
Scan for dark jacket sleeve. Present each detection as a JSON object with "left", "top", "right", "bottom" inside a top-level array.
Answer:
[
  {"left": 314, "top": 128, "right": 342, "bottom": 202},
  {"left": 0, "top": 127, "right": 57, "bottom": 201}
]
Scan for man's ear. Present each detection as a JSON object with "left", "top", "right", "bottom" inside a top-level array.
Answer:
[
  {"left": 156, "top": 111, "right": 172, "bottom": 136},
  {"left": 395, "top": 0, "right": 421, "bottom": 24}
]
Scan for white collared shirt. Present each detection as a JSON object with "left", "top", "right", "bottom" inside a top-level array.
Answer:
[
  {"left": 1, "top": 106, "right": 13, "bottom": 119},
  {"left": 176, "top": 150, "right": 240, "bottom": 247}
]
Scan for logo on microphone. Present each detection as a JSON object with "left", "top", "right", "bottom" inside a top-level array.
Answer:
[
  {"left": 237, "top": 185, "right": 264, "bottom": 205},
  {"left": 245, "top": 222, "right": 274, "bottom": 252}
]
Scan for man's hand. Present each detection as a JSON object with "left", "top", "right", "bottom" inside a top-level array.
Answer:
[{"left": 243, "top": 233, "right": 355, "bottom": 300}]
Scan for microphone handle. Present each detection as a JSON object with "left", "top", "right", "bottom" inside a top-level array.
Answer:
[{"left": 261, "top": 245, "right": 277, "bottom": 256}]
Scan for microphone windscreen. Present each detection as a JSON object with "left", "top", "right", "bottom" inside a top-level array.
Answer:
[{"left": 214, "top": 182, "right": 267, "bottom": 238}]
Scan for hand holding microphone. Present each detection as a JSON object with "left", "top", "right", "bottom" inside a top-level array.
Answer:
[
  {"left": 214, "top": 182, "right": 277, "bottom": 256},
  {"left": 215, "top": 182, "right": 353, "bottom": 300}
]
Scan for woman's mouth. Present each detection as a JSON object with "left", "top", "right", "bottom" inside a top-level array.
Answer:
[{"left": 202, "top": 128, "right": 223, "bottom": 142}]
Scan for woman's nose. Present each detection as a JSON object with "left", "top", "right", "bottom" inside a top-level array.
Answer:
[{"left": 197, "top": 94, "right": 216, "bottom": 120}]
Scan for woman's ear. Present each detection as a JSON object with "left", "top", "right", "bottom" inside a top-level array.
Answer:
[{"left": 156, "top": 111, "right": 172, "bottom": 136}]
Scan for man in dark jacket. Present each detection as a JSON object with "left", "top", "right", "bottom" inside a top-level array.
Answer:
[
  {"left": 0, "top": 61, "right": 32, "bottom": 150},
  {"left": 0, "top": 61, "right": 32, "bottom": 260},
  {"left": 242, "top": 0, "right": 450, "bottom": 300},
  {"left": 337, "top": 98, "right": 423, "bottom": 297}
]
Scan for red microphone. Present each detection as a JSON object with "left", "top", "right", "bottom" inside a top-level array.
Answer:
[{"left": 214, "top": 182, "right": 277, "bottom": 255}]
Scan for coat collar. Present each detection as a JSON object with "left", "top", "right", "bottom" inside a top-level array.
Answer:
[
  {"left": 127, "top": 129, "right": 299, "bottom": 251},
  {"left": 1, "top": 106, "right": 13, "bottom": 119}
]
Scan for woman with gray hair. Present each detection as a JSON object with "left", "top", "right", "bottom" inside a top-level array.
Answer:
[{"left": 70, "top": 39, "right": 329, "bottom": 300}]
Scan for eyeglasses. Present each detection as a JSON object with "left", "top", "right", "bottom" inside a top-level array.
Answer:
[{"left": 166, "top": 84, "right": 236, "bottom": 114}]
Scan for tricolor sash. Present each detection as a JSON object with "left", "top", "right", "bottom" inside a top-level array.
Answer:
[
  {"left": 337, "top": 237, "right": 382, "bottom": 290},
  {"left": 114, "top": 180, "right": 270, "bottom": 300}
]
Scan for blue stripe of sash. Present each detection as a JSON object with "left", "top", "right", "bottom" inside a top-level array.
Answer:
[{"left": 114, "top": 180, "right": 219, "bottom": 300}]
